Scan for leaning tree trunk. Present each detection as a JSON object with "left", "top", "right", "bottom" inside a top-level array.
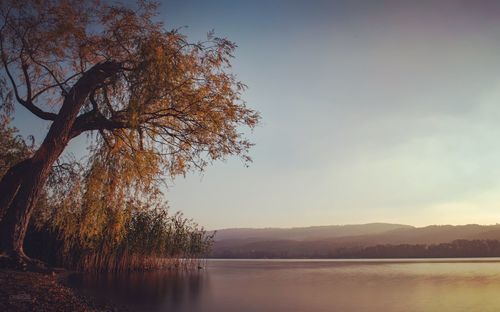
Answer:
[
  {"left": 0, "top": 147, "right": 65, "bottom": 259},
  {"left": 0, "top": 61, "right": 120, "bottom": 267}
]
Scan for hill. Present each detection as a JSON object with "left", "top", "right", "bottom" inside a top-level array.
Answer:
[
  {"left": 214, "top": 223, "right": 412, "bottom": 241},
  {"left": 211, "top": 223, "right": 500, "bottom": 258}
]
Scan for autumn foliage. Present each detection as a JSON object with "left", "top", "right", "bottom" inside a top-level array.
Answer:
[{"left": 0, "top": 0, "right": 259, "bottom": 270}]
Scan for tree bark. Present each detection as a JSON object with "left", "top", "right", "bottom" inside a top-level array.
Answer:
[
  {"left": 0, "top": 160, "right": 28, "bottom": 220},
  {"left": 0, "top": 61, "right": 121, "bottom": 267}
]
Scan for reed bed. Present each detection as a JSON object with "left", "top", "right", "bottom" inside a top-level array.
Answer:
[{"left": 31, "top": 205, "right": 214, "bottom": 272}]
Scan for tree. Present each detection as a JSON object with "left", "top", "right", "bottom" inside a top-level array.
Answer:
[{"left": 0, "top": 0, "right": 259, "bottom": 268}]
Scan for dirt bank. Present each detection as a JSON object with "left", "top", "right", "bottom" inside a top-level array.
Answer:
[{"left": 0, "top": 269, "right": 118, "bottom": 312}]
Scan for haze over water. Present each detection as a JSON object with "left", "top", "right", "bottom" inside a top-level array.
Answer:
[{"left": 70, "top": 259, "right": 500, "bottom": 311}]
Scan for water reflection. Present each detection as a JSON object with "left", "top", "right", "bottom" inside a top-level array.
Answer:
[
  {"left": 69, "top": 259, "right": 500, "bottom": 312},
  {"left": 68, "top": 269, "right": 209, "bottom": 311}
]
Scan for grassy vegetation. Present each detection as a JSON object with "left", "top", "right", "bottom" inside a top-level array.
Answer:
[{"left": 27, "top": 204, "right": 214, "bottom": 272}]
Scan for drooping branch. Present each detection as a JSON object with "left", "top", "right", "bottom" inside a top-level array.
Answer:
[
  {"left": 1, "top": 56, "right": 57, "bottom": 120},
  {"left": 0, "top": 35, "right": 57, "bottom": 120}
]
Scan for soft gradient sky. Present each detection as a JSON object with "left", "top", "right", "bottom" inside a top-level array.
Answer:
[{"left": 13, "top": 0, "right": 500, "bottom": 229}]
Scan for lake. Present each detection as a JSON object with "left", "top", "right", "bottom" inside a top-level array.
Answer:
[{"left": 68, "top": 258, "right": 500, "bottom": 311}]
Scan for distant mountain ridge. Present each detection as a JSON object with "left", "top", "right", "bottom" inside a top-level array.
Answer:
[
  {"left": 211, "top": 223, "right": 500, "bottom": 258},
  {"left": 214, "top": 223, "right": 412, "bottom": 241}
]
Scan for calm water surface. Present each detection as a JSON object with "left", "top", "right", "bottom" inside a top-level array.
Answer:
[{"left": 68, "top": 259, "right": 500, "bottom": 311}]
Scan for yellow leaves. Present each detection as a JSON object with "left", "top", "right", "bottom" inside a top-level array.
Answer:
[{"left": 2, "top": 0, "right": 257, "bottom": 270}]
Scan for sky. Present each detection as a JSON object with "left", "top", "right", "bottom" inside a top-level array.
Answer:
[{"left": 12, "top": 0, "right": 500, "bottom": 229}]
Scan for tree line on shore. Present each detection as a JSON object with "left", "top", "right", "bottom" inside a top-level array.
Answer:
[
  {"left": 212, "top": 239, "right": 500, "bottom": 259},
  {"left": 335, "top": 239, "right": 500, "bottom": 259}
]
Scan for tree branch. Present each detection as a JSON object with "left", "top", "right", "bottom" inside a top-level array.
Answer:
[
  {"left": 0, "top": 31, "right": 58, "bottom": 120},
  {"left": 70, "top": 111, "right": 130, "bottom": 138},
  {"left": 0, "top": 55, "right": 57, "bottom": 120}
]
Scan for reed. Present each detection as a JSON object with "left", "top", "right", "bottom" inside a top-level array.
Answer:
[
  {"left": 32, "top": 202, "right": 214, "bottom": 272},
  {"left": 83, "top": 209, "right": 210, "bottom": 272}
]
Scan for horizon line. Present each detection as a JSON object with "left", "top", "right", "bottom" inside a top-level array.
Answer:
[{"left": 209, "top": 222, "right": 500, "bottom": 231}]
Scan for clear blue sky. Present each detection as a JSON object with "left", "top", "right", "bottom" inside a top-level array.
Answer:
[{"left": 13, "top": 0, "right": 500, "bottom": 229}]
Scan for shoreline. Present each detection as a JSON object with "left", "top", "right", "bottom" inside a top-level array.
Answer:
[
  {"left": 0, "top": 269, "right": 119, "bottom": 312},
  {"left": 206, "top": 256, "right": 500, "bottom": 262}
]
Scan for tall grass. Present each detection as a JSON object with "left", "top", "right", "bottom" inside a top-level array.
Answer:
[
  {"left": 77, "top": 209, "right": 214, "bottom": 272},
  {"left": 31, "top": 206, "right": 214, "bottom": 272}
]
